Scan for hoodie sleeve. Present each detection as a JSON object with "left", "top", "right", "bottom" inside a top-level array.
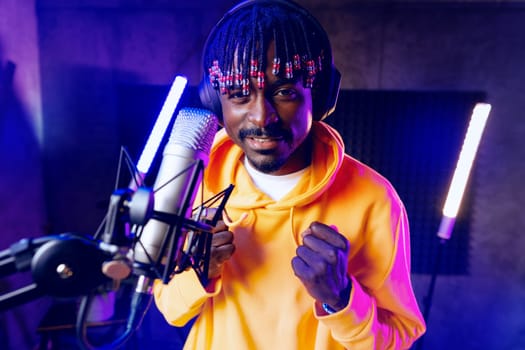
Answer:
[
  {"left": 314, "top": 197, "right": 426, "bottom": 349},
  {"left": 153, "top": 269, "right": 222, "bottom": 327}
]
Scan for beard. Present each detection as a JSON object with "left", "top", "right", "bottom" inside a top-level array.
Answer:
[
  {"left": 248, "top": 153, "right": 287, "bottom": 173},
  {"left": 239, "top": 125, "right": 293, "bottom": 173}
]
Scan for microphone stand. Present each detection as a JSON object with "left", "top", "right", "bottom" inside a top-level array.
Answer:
[
  {"left": 75, "top": 187, "right": 144, "bottom": 350},
  {"left": 74, "top": 177, "right": 234, "bottom": 350},
  {"left": 0, "top": 233, "right": 113, "bottom": 312},
  {"left": 0, "top": 236, "right": 52, "bottom": 311},
  {"left": 0, "top": 167, "right": 234, "bottom": 350}
]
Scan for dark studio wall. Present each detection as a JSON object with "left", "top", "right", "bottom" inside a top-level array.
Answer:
[{"left": 0, "top": 1, "right": 524, "bottom": 349}]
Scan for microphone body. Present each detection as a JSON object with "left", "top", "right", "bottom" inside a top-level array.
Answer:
[{"left": 133, "top": 107, "right": 218, "bottom": 279}]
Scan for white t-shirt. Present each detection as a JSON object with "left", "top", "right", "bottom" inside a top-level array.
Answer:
[{"left": 243, "top": 157, "right": 308, "bottom": 201}]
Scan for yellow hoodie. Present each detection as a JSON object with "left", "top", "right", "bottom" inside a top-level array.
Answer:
[{"left": 154, "top": 121, "right": 426, "bottom": 349}]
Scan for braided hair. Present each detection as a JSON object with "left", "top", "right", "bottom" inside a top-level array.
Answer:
[{"left": 201, "top": 0, "right": 336, "bottom": 120}]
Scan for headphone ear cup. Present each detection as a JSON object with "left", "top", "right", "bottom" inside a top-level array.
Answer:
[
  {"left": 313, "top": 66, "right": 341, "bottom": 121},
  {"left": 198, "top": 76, "right": 223, "bottom": 121},
  {"left": 323, "top": 67, "right": 341, "bottom": 120}
]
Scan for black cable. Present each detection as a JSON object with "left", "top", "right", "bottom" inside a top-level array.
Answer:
[{"left": 415, "top": 237, "right": 446, "bottom": 350}]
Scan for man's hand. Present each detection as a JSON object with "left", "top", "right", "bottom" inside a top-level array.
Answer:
[
  {"left": 208, "top": 220, "right": 235, "bottom": 280},
  {"left": 291, "top": 222, "right": 351, "bottom": 312}
]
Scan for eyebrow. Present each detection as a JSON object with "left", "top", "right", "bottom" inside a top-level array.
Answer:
[
  {"left": 224, "top": 76, "right": 300, "bottom": 94},
  {"left": 267, "top": 77, "right": 300, "bottom": 89}
]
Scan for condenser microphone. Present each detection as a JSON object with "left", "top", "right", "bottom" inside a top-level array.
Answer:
[
  {"left": 133, "top": 107, "right": 218, "bottom": 276},
  {"left": 116, "top": 107, "right": 218, "bottom": 341},
  {"left": 75, "top": 108, "right": 218, "bottom": 350},
  {"left": 133, "top": 108, "right": 218, "bottom": 277}
]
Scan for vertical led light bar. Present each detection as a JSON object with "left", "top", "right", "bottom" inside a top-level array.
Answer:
[
  {"left": 136, "top": 75, "right": 188, "bottom": 176},
  {"left": 437, "top": 103, "right": 491, "bottom": 240}
]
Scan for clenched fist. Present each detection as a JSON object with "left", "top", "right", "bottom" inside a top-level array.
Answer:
[{"left": 292, "top": 222, "right": 351, "bottom": 312}]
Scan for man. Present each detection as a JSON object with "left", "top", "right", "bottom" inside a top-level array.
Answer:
[{"left": 154, "top": 1, "right": 426, "bottom": 349}]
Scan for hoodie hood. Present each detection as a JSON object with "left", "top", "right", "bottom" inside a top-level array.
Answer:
[{"left": 203, "top": 121, "right": 345, "bottom": 211}]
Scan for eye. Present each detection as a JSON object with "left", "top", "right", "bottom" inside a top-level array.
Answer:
[
  {"left": 227, "top": 89, "right": 250, "bottom": 103},
  {"left": 273, "top": 87, "right": 298, "bottom": 101}
]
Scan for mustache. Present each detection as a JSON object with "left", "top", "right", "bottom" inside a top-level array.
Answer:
[{"left": 239, "top": 125, "right": 291, "bottom": 140}]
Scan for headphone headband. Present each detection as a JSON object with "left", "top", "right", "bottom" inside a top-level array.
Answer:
[{"left": 199, "top": 0, "right": 341, "bottom": 121}]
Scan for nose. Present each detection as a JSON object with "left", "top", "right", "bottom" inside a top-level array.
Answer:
[{"left": 247, "top": 94, "right": 279, "bottom": 128}]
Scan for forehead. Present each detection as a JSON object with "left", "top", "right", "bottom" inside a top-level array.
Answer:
[{"left": 230, "top": 40, "right": 273, "bottom": 69}]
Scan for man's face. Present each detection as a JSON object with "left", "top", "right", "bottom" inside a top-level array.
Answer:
[{"left": 219, "top": 47, "right": 313, "bottom": 175}]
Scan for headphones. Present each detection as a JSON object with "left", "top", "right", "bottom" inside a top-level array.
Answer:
[{"left": 198, "top": 0, "right": 341, "bottom": 121}]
